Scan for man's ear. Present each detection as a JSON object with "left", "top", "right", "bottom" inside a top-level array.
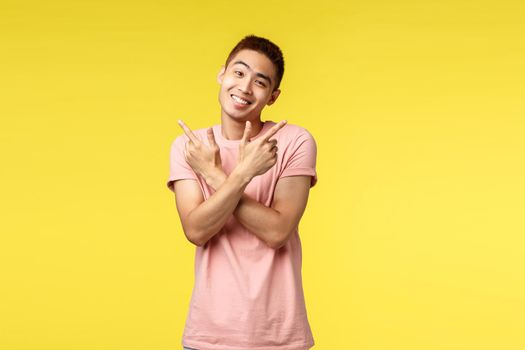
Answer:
[
  {"left": 267, "top": 88, "right": 281, "bottom": 106},
  {"left": 217, "top": 65, "right": 226, "bottom": 84}
]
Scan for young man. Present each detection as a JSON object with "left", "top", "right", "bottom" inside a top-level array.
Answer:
[{"left": 167, "top": 35, "right": 318, "bottom": 350}]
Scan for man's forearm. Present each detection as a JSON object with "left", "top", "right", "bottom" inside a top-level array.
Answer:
[
  {"left": 204, "top": 168, "right": 283, "bottom": 248},
  {"left": 186, "top": 167, "right": 251, "bottom": 246}
]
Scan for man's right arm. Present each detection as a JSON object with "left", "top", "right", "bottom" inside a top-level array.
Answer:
[{"left": 173, "top": 166, "right": 251, "bottom": 246}]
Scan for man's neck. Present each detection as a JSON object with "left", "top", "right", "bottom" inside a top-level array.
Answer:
[{"left": 220, "top": 116, "right": 264, "bottom": 141}]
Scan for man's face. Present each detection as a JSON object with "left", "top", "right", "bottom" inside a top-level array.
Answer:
[{"left": 217, "top": 49, "right": 281, "bottom": 122}]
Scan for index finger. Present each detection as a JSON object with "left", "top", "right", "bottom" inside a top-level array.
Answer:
[
  {"left": 261, "top": 120, "right": 287, "bottom": 142},
  {"left": 178, "top": 119, "right": 200, "bottom": 144}
]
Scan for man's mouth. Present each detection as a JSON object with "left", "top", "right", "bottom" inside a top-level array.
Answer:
[{"left": 231, "top": 94, "right": 252, "bottom": 105}]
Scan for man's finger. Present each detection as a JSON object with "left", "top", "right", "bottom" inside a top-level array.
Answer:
[
  {"left": 241, "top": 121, "right": 252, "bottom": 144},
  {"left": 207, "top": 127, "right": 217, "bottom": 147},
  {"left": 183, "top": 139, "right": 189, "bottom": 158},
  {"left": 261, "top": 120, "right": 287, "bottom": 142},
  {"left": 178, "top": 119, "right": 200, "bottom": 144}
]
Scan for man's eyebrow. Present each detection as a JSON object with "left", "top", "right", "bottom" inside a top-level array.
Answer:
[{"left": 233, "top": 60, "right": 272, "bottom": 85}]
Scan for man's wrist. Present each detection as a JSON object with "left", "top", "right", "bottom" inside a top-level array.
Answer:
[
  {"left": 203, "top": 166, "right": 227, "bottom": 190},
  {"left": 231, "top": 164, "right": 253, "bottom": 188}
]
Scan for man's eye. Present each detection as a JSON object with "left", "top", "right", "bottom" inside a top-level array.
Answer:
[
  {"left": 234, "top": 71, "right": 243, "bottom": 76},
  {"left": 256, "top": 81, "right": 266, "bottom": 87}
]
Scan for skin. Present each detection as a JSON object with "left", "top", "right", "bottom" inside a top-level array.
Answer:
[{"left": 173, "top": 49, "right": 312, "bottom": 249}]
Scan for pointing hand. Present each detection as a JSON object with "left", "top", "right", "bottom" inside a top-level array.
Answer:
[
  {"left": 237, "top": 120, "right": 287, "bottom": 178},
  {"left": 177, "top": 119, "right": 222, "bottom": 178}
]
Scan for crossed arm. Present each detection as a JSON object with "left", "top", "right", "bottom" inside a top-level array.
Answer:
[{"left": 173, "top": 170, "right": 311, "bottom": 250}]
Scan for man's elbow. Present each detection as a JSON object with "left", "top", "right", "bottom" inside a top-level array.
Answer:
[
  {"left": 267, "top": 228, "right": 294, "bottom": 250},
  {"left": 187, "top": 234, "right": 204, "bottom": 247},
  {"left": 269, "top": 240, "right": 286, "bottom": 250},
  {"left": 181, "top": 226, "right": 199, "bottom": 246},
  {"left": 184, "top": 226, "right": 218, "bottom": 247}
]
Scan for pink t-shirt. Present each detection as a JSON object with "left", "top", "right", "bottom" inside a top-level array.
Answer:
[{"left": 167, "top": 120, "right": 317, "bottom": 350}]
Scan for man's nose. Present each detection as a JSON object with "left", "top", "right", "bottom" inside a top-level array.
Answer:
[{"left": 238, "top": 78, "right": 252, "bottom": 94}]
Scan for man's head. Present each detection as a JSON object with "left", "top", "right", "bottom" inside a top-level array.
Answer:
[
  {"left": 217, "top": 35, "right": 284, "bottom": 122},
  {"left": 225, "top": 35, "right": 285, "bottom": 91}
]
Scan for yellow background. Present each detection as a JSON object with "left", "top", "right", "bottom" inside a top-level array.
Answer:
[{"left": 1, "top": 0, "right": 524, "bottom": 349}]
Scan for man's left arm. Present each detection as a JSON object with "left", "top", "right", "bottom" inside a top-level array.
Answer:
[
  {"left": 203, "top": 169, "right": 311, "bottom": 249},
  {"left": 239, "top": 176, "right": 312, "bottom": 249}
]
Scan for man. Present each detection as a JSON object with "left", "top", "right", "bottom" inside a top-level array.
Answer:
[{"left": 167, "top": 35, "right": 318, "bottom": 350}]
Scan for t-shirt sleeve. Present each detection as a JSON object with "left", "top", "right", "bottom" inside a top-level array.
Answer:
[
  {"left": 166, "top": 135, "right": 198, "bottom": 192},
  {"left": 279, "top": 129, "right": 318, "bottom": 187}
]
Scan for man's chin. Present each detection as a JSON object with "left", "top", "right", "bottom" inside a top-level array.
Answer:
[
  {"left": 221, "top": 109, "right": 260, "bottom": 122},
  {"left": 221, "top": 104, "right": 248, "bottom": 116}
]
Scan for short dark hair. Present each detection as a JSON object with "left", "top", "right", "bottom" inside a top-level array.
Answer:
[{"left": 225, "top": 35, "right": 285, "bottom": 91}]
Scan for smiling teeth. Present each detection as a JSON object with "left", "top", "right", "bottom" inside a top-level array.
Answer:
[{"left": 232, "top": 95, "right": 249, "bottom": 105}]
